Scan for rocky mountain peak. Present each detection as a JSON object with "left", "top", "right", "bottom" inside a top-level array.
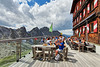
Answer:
[
  {"left": 16, "top": 26, "right": 28, "bottom": 38},
  {"left": 29, "top": 27, "right": 43, "bottom": 37},
  {"left": 0, "top": 26, "right": 61, "bottom": 39},
  {"left": 40, "top": 27, "right": 49, "bottom": 31}
]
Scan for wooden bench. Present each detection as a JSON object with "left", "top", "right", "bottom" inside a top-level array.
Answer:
[
  {"left": 32, "top": 47, "right": 42, "bottom": 59},
  {"left": 42, "top": 47, "right": 52, "bottom": 61},
  {"left": 59, "top": 47, "right": 68, "bottom": 61},
  {"left": 86, "top": 45, "right": 96, "bottom": 52}
]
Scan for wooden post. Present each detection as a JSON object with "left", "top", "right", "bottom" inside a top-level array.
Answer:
[
  {"left": 86, "top": 20, "right": 88, "bottom": 42},
  {"left": 16, "top": 42, "right": 19, "bottom": 62},
  {"left": 19, "top": 40, "right": 22, "bottom": 59},
  {"left": 98, "top": 16, "right": 100, "bottom": 44},
  {"left": 16, "top": 41, "right": 21, "bottom": 62}
]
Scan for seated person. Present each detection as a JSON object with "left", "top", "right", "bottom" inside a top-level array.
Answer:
[
  {"left": 55, "top": 39, "right": 66, "bottom": 56},
  {"left": 71, "top": 38, "right": 78, "bottom": 49},
  {"left": 59, "top": 35, "right": 65, "bottom": 44},
  {"left": 75, "top": 37, "right": 78, "bottom": 41},
  {"left": 81, "top": 38, "right": 87, "bottom": 50},
  {"left": 78, "top": 38, "right": 81, "bottom": 43},
  {"left": 55, "top": 39, "right": 59, "bottom": 49},
  {"left": 71, "top": 38, "right": 73, "bottom": 42},
  {"left": 46, "top": 37, "right": 52, "bottom": 45},
  {"left": 81, "top": 38, "right": 88, "bottom": 45},
  {"left": 81, "top": 38, "right": 85, "bottom": 43},
  {"left": 55, "top": 36, "right": 58, "bottom": 40}
]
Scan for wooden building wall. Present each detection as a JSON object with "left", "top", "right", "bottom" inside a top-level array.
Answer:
[{"left": 72, "top": 0, "right": 100, "bottom": 44}]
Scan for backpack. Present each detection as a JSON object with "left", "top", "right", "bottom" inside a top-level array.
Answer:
[{"left": 55, "top": 54, "right": 61, "bottom": 61}]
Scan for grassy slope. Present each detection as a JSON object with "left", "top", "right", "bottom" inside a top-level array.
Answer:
[{"left": 0, "top": 50, "right": 31, "bottom": 67}]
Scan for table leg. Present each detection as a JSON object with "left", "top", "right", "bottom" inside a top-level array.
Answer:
[
  {"left": 87, "top": 48, "right": 89, "bottom": 51},
  {"left": 79, "top": 46, "right": 80, "bottom": 52},
  {"left": 48, "top": 50, "right": 51, "bottom": 60},
  {"left": 83, "top": 46, "right": 84, "bottom": 52},
  {"left": 82, "top": 46, "right": 84, "bottom": 52},
  {"left": 51, "top": 49, "right": 53, "bottom": 57},
  {"left": 32, "top": 47, "right": 34, "bottom": 58},
  {"left": 33, "top": 47, "right": 36, "bottom": 58}
]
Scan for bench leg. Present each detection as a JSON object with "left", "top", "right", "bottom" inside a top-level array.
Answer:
[
  {"left": 43, "top": 50, "right": 46, "bottom": 61},
  {"left": 87, "top": 48, "right": 89, "bottom": 51}
]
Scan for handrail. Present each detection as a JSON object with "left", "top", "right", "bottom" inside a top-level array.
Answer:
[{"left": 0, "top": 35, "right": 51, "bottom": 43}]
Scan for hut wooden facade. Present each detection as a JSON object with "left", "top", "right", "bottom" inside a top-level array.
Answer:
[{"left": 70, "top": 0, "right": 100, "bottom": 44}]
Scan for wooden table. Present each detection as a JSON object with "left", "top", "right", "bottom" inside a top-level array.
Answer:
[
  {"left": 73, "top": 41, "right": 84, "bottom": 52},
  {"left": 32, "top": 45, "right": 56, "bottom": 60}
]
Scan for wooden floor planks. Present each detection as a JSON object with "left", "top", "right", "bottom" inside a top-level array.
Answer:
[{"left": 9, "top": 46, "right": 100, "bottom": 67}]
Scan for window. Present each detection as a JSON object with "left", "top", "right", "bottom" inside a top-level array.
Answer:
[
  {"left": 74, "top": 31, "right": 75, "bottom": 35},
  {"left": 91, "top": 1, "right": 94, "bottom": 10},
  {"left": 86, "top": 7, "right": 87, "bottom": 15},
  {"left": 91, "top": 23, "right": 94, "bottom": 32},
  {"left": 83, "top": 8, "right": 86, "bottom": 18},
  {"left": 82, "top": 0, "right": 83, "bottom": 4},
  {"left": 82, "top": 11, "right": 83, "bottom": 19},
  {"left": 82, "top": 0, "right": 85, "bottom": 4},
  {"left": 78, "top": 16, "right": 80, "bottom": 22},
  {"left": 90, "top": 3, "right": 91, "bottom": 11},
  {"left": 89, "top": 24, "right": 91, "bottom": 33}
]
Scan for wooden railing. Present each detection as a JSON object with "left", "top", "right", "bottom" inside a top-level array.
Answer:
[{"left": 0, "top": 36, "right": 50, "bottom": 62}]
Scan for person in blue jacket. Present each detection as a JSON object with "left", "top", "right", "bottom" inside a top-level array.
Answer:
[{"left": 55, "top": 39, "right": 66, "bottom": 56}]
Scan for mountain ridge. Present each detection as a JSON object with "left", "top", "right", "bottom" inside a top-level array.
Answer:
[{"left": 0, "top": 26, "right": 61, "bottom": 39}]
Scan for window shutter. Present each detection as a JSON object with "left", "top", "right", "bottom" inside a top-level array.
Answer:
[
  {"left": 77, "top": 29, "right": 78, "bottom": 35},
  {"left": 75, "top": 19, "right": 76, "bottom": 24},
  {"left": 94, "top": 0, "right": 98, "bottom": 8},
  {"left": 77, "top": 17, "right": 78, "bottom": 22},
  {"left": 80, "top": 27, "right": 81, "bottom": 34},
  {"left": 87, "top": 3, "right": 90, "bottom": 13},
  {"left": 94, "top": 20, "right": 97, "bottom": 32},
  {"left": 83, "top": 9, "right": 85, "bottom": 17},
  {"left": 80, "top": 0, "right": 82, "bottom": 6},
  {"left": 83, "top": 0, "right": 85, "bottom": 2},
  {"left": 77, "top": 5, "right": 79, "bottom": 10},
  {"left": 75, "top": 8, "right": 76, "bottom": 13},
  {"left": 80, "top": 13, "right": 82, "bottom": 20},
  {"left": 83, "top": 26, "right": 85, "bottom": 34}
]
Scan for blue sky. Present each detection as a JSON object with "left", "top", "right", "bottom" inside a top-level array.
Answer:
[
  {"left": 26, "top": 0, "right": 50, "bottom": 6},
  {"left": 0, "top": 0, "right": 73, "bottom": 35}
]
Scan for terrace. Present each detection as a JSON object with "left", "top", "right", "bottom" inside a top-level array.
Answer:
[
  {"left": 9, "top": 45, "right": 100, "bottom": 67},
  {"left": 0, "top": 36, "right": 100, "bottom": 67}
]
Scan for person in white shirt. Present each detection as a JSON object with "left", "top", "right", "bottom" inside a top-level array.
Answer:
[
  {"left": 59, "top": 35, "right": 65, "bottom": 44},
  {"left": 46, "top": 37, "right": 52, "bottom": 45}
]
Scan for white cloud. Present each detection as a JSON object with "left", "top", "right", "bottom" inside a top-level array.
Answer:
[
  {"left": 59, "top": 29, "right": 73, "bottom": 36},
  {"left": 30, "top": 0, "right": 73, "bottom": 30},
  {"left": 0, "top": 0, "right": 73, "bottom": 35}
]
